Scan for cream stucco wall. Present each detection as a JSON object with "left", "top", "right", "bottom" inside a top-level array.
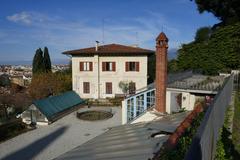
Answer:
[
  {"left": 166, "top": 90, "right": 196, "bottom": 114},
  {"left": 72, "top": 55, "right": 148, "bottom": 99},
  {"left": 181, "top": 92, "right": 196, "bottom": 111}
]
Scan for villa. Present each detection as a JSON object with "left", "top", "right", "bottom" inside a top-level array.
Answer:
[{"left": 63, "top": 43, "right": 154, "bottom": 99}]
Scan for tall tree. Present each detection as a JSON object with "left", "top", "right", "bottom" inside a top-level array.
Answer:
[
  {"left": 192, "top": 0, "right": 240, "bottom": 25},
  {"left": 32, "top": 48, "right": 45, "bottom": 74},
  {"left": 29, "top": 72, "right": 72, "bottom": 100},
  {"left": 168, "top": 59, "right": 179, "bottom": 73},
  {"left": 0, "top": 74, "right": 10, "bottom": 87},
  {"left": 194, "top": 27, "right": 212, "bottom": 43},
  {"left": 177, "top": 23, "right": 240, "bottom": 75},
  {"left": 43, "top": 47, "right": 52, "bottom": 72},
  {"left": 147, "top": 54, "right": 156, "bottom": 83}
]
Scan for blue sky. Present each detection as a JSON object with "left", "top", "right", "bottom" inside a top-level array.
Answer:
[{"left": 0, "top": 0, "right": 219, "bottom": 64}]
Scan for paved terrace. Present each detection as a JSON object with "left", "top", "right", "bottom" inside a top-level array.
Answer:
[
  {"left": 56, "top": 111, "right": 189, "bottom": 160},
  {"left": 0, "top": 107, "right": 121, "bottom": 160}
]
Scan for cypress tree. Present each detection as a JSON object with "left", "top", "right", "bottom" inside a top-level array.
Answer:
[
  {"left": 32, "top": 48, "right": 45, "bottom": 74},
  {"left": 43, "top": 47, "right": 52, "bottom": 72}
]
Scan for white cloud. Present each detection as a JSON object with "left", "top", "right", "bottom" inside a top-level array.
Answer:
[
  {"left": 3, "top": 10, "right": 186, "bottom": 60},
  {"left": 6, "top": 11, "right": 52, "bottom": 25},
  {"left": 7, "top": 12, "right": 33, "bottom": 25}
]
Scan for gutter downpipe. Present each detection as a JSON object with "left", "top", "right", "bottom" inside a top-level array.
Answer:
[
  {"left": 98, "top": 55, "right": 100, "bottom": 99},
  {"left": 95, "top": 41, "right": 100, "bottom": 99},
  {"left": 66, "top": 54, "right": 74, "bottom": 92}
]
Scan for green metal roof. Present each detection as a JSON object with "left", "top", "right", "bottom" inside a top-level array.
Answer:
[{"left": 33, "top": 91, "right": 84, "bottom": 120}]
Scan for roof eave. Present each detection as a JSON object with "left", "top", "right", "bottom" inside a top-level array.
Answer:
[{"left": 62, "top": 51, "right": 155, "bottom": 56}]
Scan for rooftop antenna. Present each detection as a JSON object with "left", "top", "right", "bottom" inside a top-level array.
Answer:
[
  {"left": 135, "top": 31, "right": 139, "bottom": 47},
  {"left": 102, "top": 19, "right": 105, "bottom": 44}
]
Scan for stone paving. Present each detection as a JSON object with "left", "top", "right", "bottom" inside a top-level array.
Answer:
[{"left": 0, "top": 107, "right": 121, "bottom": 160}]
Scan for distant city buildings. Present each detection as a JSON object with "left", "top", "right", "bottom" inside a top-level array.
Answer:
[{"left": 0, "top": 64, "right": 69, "bottom": 87}]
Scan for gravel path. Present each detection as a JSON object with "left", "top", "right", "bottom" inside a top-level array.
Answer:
[{"left": 0, "top": 107, "right": 121, "bottom": 160}]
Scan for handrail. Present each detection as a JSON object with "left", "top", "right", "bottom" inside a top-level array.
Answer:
[
  {"left": 128, "top": 105, "right": 155, "bottom": 124},
  {"left": 125, "top": 88, "right": 155, "bottom": 99}
]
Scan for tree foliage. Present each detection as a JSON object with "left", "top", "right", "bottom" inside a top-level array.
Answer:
[
  {"left": 32, "top": 48, "right": 45, "bottom": 74},
  {"left": 177, "top": 22, "right": 240, "bottom": 75},
  {"left": 192, "top": 0, "right": 240, "bottom": 25},
  {"left": 119, "top": 81, "right": 130, "bottom": 95},
  {"left": 0, "top": 74, "right": 10, "bottom": 87},
  {"left": 148, "top": 54, "right": 156, "bottom": 83},
  {"left": 232, "top": 91, "right": 240, "bottom": 158},
  {"left": 30, "top": 52, "right": 71, "bottom": 100},
  {"left": 29, "top": 72, "right": 72, "bottom": 100},
  {"left": 0, "top": 84, "right": 31, "bottom": 120},
  {"left": 43, "top": 47, "right": 52, "bottom": 72},
  {"left": 168, "top": 59, "right": 179, "bottom": 73},
  {"left": 194, "top": 27, "right": 212, "bottom": 43},
  {"left": 0, "top": 94, "right": 12, "bottom": 119},
  {"left": 32, "top": 47, "right": 52, "bottom": 75}
]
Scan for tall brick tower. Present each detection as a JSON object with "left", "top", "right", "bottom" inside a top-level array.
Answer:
[{"left": 155, "top": 32, "right": 168, "bottom": 113}]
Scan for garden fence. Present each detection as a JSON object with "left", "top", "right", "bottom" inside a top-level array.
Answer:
[{"left": 185, "top": 74, "right": 234, "bottom": 160}]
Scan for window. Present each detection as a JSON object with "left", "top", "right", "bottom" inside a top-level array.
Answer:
[
  {"left": 136, "top": 94, "right": 144, "bottom": 116},
  {"left": 80, "top": 62, "right": 93, "bottom": 71},
  {"left": 129, "top": 62, "right": 136, "bottom": 71},
  {"left": 125, "top": 62, "right": 139, "bottom": 72},
  {"left": 102, "top": 62, "right": 116, "bottom": 71},
  {"left": 147, "top": 90, "right": 155, "bottom": 108},
  {"left": 129, "top": 82, "right": 136, "bottom": 94},
  {"left": 83, "top": 82, "right": 90, "bottom": 94},
  {"left": 105, "top": 82, "right": 112, "bottom": 94},
  {"left": 127, "top": 99, "right": 134, "bottom": 121}
]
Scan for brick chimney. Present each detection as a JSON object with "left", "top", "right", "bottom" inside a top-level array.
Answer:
[{"left": 155, "top": 32, "right": 168, "bottom": 113}]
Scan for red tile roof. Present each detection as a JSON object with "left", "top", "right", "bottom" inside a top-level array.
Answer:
[
  {"left": 156, "top": 32, "right": 168, "bottom": 41},
  {"left": 63, "top": 43, "right": 155, "bottom": 56}
]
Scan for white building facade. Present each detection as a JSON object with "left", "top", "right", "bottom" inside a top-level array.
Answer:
[{"left": 63, "top": 44, "right": 154, "bottom": 99}]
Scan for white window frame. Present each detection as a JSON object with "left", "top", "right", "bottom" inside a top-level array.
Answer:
[{"left": 83, "top": 62, "right": 90, "bottom": 71}]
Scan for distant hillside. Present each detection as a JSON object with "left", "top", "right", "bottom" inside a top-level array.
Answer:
[
  {"left": 147, "top": 48, "right": 177, "bottom": 84},
  {"left": 168, "top": 48, "right": 177, "bottom": 60}
]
